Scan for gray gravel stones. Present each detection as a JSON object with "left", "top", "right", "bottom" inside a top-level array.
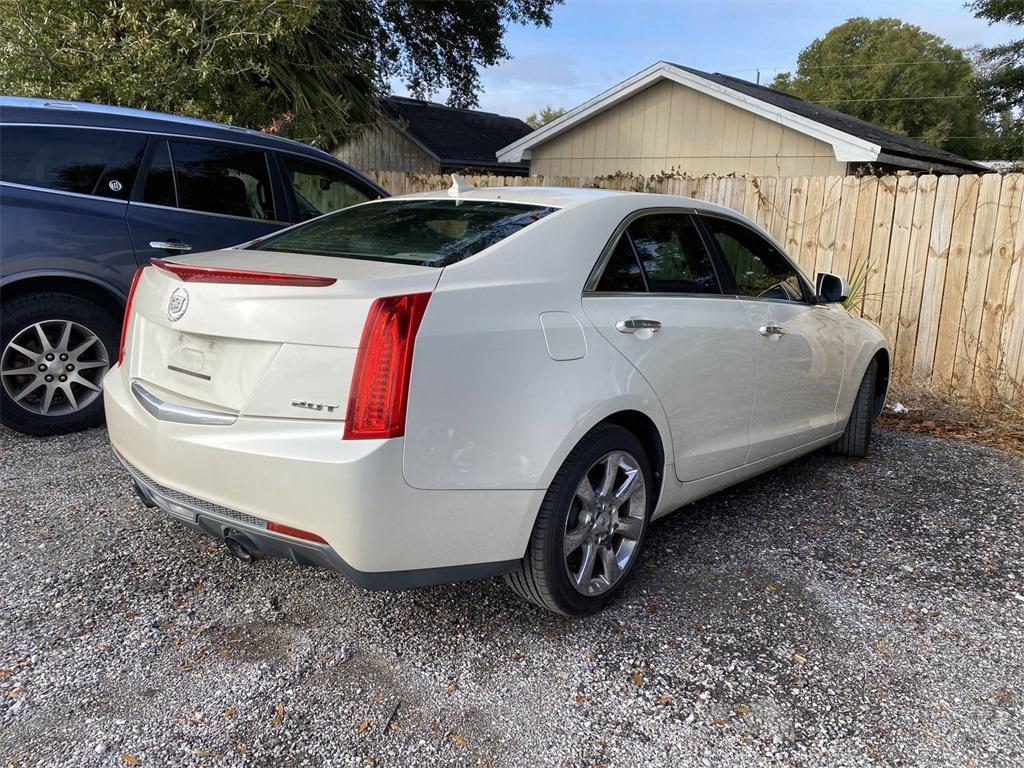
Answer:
[{"left": 1, "top": 426, "right": 1022, "bottom": 766}]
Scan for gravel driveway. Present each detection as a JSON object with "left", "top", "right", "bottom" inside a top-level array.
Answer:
[{"left": 1, "top": 426, "right": 1022, "bottom": 767}]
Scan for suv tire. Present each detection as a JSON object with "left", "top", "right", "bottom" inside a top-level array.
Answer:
[{"left": 1, "top": 292, "right": 119, "bottom": 436}]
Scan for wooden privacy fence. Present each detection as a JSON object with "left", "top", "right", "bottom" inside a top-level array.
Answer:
[{"left": 364, "top": 170, "right": 1024, "bottom": 404}]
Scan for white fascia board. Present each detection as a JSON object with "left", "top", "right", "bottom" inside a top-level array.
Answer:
[{"left": 497, "top": 62, "right": 881, "bottom": 164}]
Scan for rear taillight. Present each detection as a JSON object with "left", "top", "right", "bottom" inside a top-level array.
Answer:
[
  {"left": 344, "top": 293, "right": 431, "bottom": 440},
  {"left": 267, "top": 521, "right": 328, "bottom": 544},
  {"left": 150, "top": 259, "right": 335, "bottom": 287},
  {"left": 118, "top": 267, "right": 145, "bottom": 365}
]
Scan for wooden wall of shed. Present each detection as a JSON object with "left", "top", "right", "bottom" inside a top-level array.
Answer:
[{"left": 333, "top": 122, "right": 439, "bottom": 174}]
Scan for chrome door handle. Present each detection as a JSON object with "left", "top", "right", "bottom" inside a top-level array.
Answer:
[
  {"left": 150, "top": 240, "right": 192, "bottom": 252},
  {"left": 616, "top": 318, "right": 662, "bottom": 334},
  {"left": 759, "top": 324, "right": 786, "bottom": 337}
]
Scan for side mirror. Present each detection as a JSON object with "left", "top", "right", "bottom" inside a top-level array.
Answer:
[{"left": 815, "top": 272, "right": 849, "bottom": 304}]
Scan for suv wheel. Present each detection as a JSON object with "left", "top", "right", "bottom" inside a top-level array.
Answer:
[
  {"left": 1, "top": 292, "right": 119, "bottom": 436},
  {"left": 506, "top": 424, "right": 652, "bottom": 615}
]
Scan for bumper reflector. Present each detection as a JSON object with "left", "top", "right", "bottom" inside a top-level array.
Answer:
[{"left": 266, "top": 521, "right": 328, "bottom": 544}]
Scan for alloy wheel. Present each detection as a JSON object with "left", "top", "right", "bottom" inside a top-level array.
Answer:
[
  {"left": 1, "top": 319, "right": 109, "bottom": 416},
  {"left": 563, "top": 450, "right": 647, "bottom": 596}
]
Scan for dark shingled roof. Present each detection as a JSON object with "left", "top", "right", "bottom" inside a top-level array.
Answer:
[
  {"left": 670, "top": 64, "right": 983, "bottom": 172},
  {"left": 383, "top": 97, "right": 532, "bottom": 173}
]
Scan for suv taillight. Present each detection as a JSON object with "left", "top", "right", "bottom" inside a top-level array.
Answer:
[
  {"left": 344, "top": 293, "right": 431, "bottom": 440},
  {"left": 118, "top": 267, "right": 145, "bottom": 365}
]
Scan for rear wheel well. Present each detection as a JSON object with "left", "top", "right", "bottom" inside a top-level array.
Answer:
[
  {"left": 600, "top": 410, "right": 666, "bottom": 503},
  {"left": 1, "top": 276, "right": 124, "bottom": 321},
  {"left": 871, "top": 349, "right": 890, "bottom": 419}
]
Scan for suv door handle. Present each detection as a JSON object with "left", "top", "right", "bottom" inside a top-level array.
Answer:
[
  {"left": 759, "top": 324, "right": 786, "bottom": 337},
  {"left": 150, "top": 240, "right": 192, "bottom": 252},
  {"left": 616, "top": 318, "right": 662, "bottom": 334}
]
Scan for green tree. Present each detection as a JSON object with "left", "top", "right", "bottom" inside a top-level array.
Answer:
[
  {"left": 969, "top": 0, "right": 1024, "bottom": 160},
  {"left": 771, "top": 17, "right": 980, "bottom": 157},
  {"left": 0, "top": 0, "right": 561, "bottom": 147},
  {"left": 525, "top": 105, "right": 567, "bottom": 129}
]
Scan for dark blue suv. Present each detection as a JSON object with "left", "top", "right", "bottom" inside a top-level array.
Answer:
[{"left": 0, "top": 97, "right": 387, "bottom": 436}]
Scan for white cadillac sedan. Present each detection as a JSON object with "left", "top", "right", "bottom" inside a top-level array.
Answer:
[{"left": 105, "top": 183, "right": 888, "bottom": 615}]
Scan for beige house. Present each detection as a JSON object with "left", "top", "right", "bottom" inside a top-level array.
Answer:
[{"left": 498, "top": 62, "right": 981, "bottom": 178}]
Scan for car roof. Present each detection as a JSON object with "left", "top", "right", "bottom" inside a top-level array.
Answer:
[
  {"left": 393, "top": 185, "right": 740, "bottom": 217},
  {"left": 0, "top": 95, "right": 338, "bottom": 164}
]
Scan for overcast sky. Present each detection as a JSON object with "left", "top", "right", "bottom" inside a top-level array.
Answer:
[{"left": 391, "top": 0, "right": 1020, "bottom": 120}]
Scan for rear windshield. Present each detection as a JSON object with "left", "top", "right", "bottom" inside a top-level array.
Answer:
[{"left": 250, "top": 198, "right": 557, "bottom": 267}]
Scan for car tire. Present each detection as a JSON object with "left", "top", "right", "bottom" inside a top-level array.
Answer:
[
  {"left": 828, "top": 358, "right": 877, "bottom": 458},
  {"left": 1, "top": 292, "right": 119, "bottom": 436},
  {"left": 506, "top": 423, "right": 653, "bottom": 615}
]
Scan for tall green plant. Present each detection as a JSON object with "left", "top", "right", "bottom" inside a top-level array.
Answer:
[{"left": 843, "top": 258, "right": 872, "bottom": 313}]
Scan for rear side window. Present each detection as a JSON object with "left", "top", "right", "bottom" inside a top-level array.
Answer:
[
  {"left": 628, "top": 214, "right": 719, "bottom": 294},
  {"left": 252, "top": 199, "right": 556, "bottom": 267},
  {"left": 167, "top": 140, "right": 275, "bottom": 220},
  {"left": 0, "top": 125, "right": 144, "bottom": 199},
  {"left": 280, "top": 155, "right": 370, "bottom": 220},
  {"left": 596, "top": 236, "right": 646, "bottom": 292},
  {"left": 702, "top": 216, "right": 807, "bottom": 302}
]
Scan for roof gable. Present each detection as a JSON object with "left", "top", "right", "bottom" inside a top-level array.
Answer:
[
  {"left": 497, "top": 62, "right": 980, "bottom": 173},
  {"left": 384, "top": 97, "right": 532, "bottom": 171}
]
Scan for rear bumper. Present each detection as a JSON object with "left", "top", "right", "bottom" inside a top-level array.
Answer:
[{"left": 103, "top": 367, "right": 541, "bottom": 588}]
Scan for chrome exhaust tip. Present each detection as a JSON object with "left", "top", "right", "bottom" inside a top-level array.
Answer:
[{"left": 224, "top": 533, "right": 258, "bottom": 563}]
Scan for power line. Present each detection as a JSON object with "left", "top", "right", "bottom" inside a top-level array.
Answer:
[
  {"left": 813, "top": 94, "right": 973, "bottom": 104},
  {"left": 741, "top": 60, "right": 966, "bottom": 74}
]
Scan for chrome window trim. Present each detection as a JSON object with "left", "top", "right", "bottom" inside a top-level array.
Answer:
[
  {"left": 128, "top": 200, "right": 291, "bottom": 227},
  {"left": 583, "top": 291, "right": 741, "bottom": 300},
  {"left": 0, "top": 180, "right": 129, "bottom": 204}
]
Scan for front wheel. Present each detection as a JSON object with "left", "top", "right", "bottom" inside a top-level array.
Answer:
[
  {"left": 1, "top": 292, "right": 119, "bottom": 436},
  {"left": 506, "top": 424, "right": 652, "bottom": 615},
  {"left": 828, "top": 358, "right": 877, "bottom": 458}
]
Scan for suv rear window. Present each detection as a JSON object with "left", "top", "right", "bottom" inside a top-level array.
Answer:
[
  {"left": 0, "top": 125, "right": 145, "bottom": 199},
  {"left": 251, "top": 199, "right": 557, "bottom": 267}
]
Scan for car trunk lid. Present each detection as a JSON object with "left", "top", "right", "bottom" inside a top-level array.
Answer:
[{"left": 124, "top": 251, "right": 441, "bottom": 421}]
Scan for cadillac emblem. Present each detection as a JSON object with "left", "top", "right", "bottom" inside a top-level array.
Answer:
[{"left": 167, "top": 287, "right": 190, "bottom": 322}]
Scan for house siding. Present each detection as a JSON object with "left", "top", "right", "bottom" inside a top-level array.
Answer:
[
  {"left": 333, "top": 122, "right": 439, "bottom": 174},
  {"left": 528, "top": 79, "right": 848, "bottom": 178}
]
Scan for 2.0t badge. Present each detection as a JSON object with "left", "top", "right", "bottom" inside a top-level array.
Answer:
[{"left": 167, "top": 287, "right": 190, "bottom": 322}]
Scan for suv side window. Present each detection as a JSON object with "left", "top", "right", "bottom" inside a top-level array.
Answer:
[
  {"left": 279, "top": 154, "right": 370, "bottom": 220},
  {"left": 629, "top": 213, "right": 720, "bottom": 294},
  {"left": 142, "top": 140, "right": 176, "bottom": 208},
  {"left": 168, "top": 140, "right": 276, "bottom": 220},
  {"left": 0, "top": 126, "right": 145, "bottom": 200},
  {"left": 702, "top": 215, "right": 807, "bottom": 302}
]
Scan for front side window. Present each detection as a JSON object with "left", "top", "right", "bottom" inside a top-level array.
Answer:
[
  {"left": 280, "top": 155, "right": 370, "bottom": 220},
  {"left": 703, "top": 216, "right": 807, "bottom": 302},
  {"left": 169, "top": 140, "right": 275, "bottom": 220},
  {"left": 0, "top": 125, "right": 144, "bottom": 199},
  {"left": 628, "top": 213, "right": 719, "bottom": 294},
  {"left": 252, "top": 199, "right": 556, "bottom": 267}
]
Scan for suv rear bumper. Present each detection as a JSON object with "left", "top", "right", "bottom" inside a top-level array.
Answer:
[{"left": 103, "top": 366, "right": 540, "bottom": 588}]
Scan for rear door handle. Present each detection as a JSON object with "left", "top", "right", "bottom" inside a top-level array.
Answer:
[
  {"left": 616, "top": 318, "right": 662, "bottom": 334},
  {"left": 150, "top": 240, "right": 192, "bottom": 252},
  {"left": 759, "top": 324, "right": 786, "bottom": 337}
]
